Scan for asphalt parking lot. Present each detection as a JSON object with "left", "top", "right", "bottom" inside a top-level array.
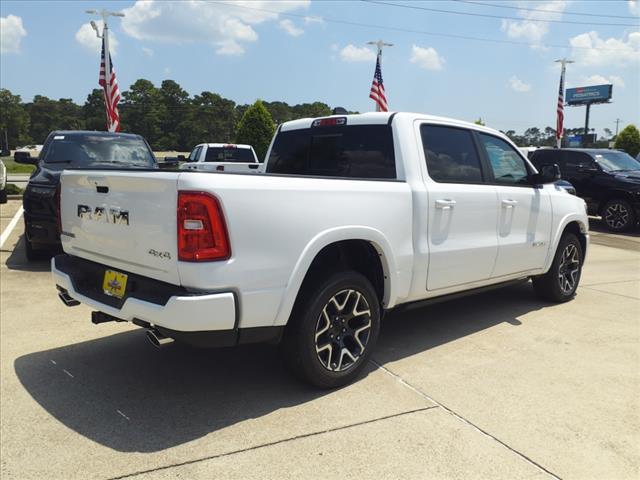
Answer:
[{"left": 1, "top": 198, "right": 638, "bottom": 479}]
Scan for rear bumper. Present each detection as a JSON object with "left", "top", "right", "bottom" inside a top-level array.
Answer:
[{"left": 51, "top": 254, "right": 236, "bottom": 333}]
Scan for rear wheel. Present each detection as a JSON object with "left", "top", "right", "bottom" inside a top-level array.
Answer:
[
  {"left": 602, "top": 198, "right": 636, "bottom": 232},
  {"left": 532, "top": 233, "right": 583, "bottom": 302},
  {"left": 281, "top": 271, "right": 380, "bottom": 388}
]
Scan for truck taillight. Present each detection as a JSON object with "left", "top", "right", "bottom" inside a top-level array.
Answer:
[{"left": 177, "top": 191, "right": 230, "bottom": 262}]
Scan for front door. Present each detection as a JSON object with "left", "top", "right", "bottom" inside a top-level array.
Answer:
[{"left": 476, "top": 133, "right": 552, "bottom": 276}]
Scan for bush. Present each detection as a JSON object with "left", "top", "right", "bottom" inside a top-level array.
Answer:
[
  {"left": 235, "top": 100, "right": 276, "bottom": 162},
  {"left": 614, "top": 124, "right": 640, "bottom": 158}
]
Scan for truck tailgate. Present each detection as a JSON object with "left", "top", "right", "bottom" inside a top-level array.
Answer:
[{"left": 60, "top": 170, "right": 181, "bottom": 285}]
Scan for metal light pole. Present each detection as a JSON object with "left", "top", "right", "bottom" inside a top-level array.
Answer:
[
  {"left": 554, "top": 58, "right": 573, "bottom": 148},
  {"left": 367, "top": 40, "right": 393, "bottom": 112},
  {"left": 86, "top": 9, "right": 124, "bottom": 89}
]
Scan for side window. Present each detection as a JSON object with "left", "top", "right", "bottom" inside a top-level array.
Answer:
[
  {"left": 188, "top": 146, "right": 201, "bottom": 162},
  {"left": 478, "top": 134, "right": 529, "bottom": 185},
  {"left": 565, "top": 152, "right": 594, "bottom": 172},
  {"left": 420, "top": 125, "right": 483, "bottom": 183}
]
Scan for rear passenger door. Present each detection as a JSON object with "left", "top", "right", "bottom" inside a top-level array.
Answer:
[
  {"left": 420, "top": 124, "right": 499, "bottom": 291},
  {"left": 477, "top": 134, "right": 552, "bottom": 277}
]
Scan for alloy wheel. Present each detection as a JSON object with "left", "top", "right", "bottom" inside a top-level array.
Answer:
[
  {"left": 314, "top": 289, "right": 372, "bottom": 372},
  {"left": 557, "top": 243, "right": 580, "bottom": 295},
  {"left": 604, "top": 202, "right": 629, "bottom": 230}
]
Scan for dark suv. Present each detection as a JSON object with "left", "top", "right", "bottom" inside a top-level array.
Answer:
[
  {"left": 530, "top": 148, "right": 640, "bottom": 232},
  {"left": 15, "top": 131, "right": 157, "bottom": 260}
]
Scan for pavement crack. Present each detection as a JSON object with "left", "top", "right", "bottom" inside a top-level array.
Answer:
[
  {"left": 106, "top": 406, "right": 438, "bottom": 480},
  {"left": 581, "top": 286, "right": 639, "bottom": 301},
  {"left": 370, "top": 359, "right": 562, "bottom": 480}
]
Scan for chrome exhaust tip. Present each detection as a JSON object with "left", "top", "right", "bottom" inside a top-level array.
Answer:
[{"left": 146, "top": 329, "right": 175, "bottom": 348}]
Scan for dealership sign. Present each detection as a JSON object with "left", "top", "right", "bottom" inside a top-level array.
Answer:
[{"left": 566, "top": 84, "right": 613, "bottom": 105}]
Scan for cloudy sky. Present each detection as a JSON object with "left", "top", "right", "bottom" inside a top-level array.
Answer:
[{"left": 1, "top": 0, "right": 638, "bottom": 135}]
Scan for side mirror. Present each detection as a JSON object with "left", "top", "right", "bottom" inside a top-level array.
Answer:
[
  {"left": 532, "top": 163, "right": 561, "bottom": 185},
  {"left": 14, "top": 151, "right": 38, "bottom": 165}
]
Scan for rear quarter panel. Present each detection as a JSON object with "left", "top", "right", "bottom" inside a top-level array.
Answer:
[{"left": 177, "top": 172, "right": 414, "bottom": 328}]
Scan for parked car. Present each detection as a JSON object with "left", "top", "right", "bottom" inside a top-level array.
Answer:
[
  {"left": 0, "top": 160, "right": 7, "bottom": 204},
  {"left": 530, "top": 148, "right": 640, "bottom": 232},
  {"left": 179, "top": 143, "right": 261, "bottom": 173},
  {"left": 52, "top": 112, "right": 588, "bottom": 387},
  {"left": 15, "top": 131, "right": 158, "bottom": 260}
]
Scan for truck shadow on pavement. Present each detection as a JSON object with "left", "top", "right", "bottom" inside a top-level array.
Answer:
[
  {"left": 3, "top": 235, "right": 54, "bottom": 272},
  {"left": 14, "top": 283, "right": 546, "bottom": 453}
]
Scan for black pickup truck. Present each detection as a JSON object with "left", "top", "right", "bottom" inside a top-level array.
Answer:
[{"left": 15, "top": 131, "right": 160, "bottom": 260}]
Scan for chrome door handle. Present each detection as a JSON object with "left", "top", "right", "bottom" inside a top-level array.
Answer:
[
  {"left": 435, "top": 199, "right": 456, "bottom": 210},
  {"left": 502, "top": 199, "right": 518, "bottom": 208}
]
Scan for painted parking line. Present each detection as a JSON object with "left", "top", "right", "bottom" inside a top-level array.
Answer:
[{"left": 0, "top": 207, "right": 24, "bottom": 249}]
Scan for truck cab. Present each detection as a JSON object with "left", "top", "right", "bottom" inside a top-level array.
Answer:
[{"left": 180, "top": 143, "right": 260, "bottom": 173}]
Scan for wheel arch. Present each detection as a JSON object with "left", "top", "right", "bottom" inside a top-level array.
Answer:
[
  {"left": 273, "top": 227, "right": 397, "bottom": 326},
  {"left": 544, "top": 216, "right": 589, "bottom": 272},
  {"left": 597, "top": 190, "right": 636, "bottom": 215}
]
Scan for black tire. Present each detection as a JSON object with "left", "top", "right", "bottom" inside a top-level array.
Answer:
[
  {"left": 0, "top": 189, "right": 7, "bottom": 204},
  {"left": 532, "top": 233, "right": 583, "bottom": 303},
  {"left": 281, "top": 271, "right": 381, "bottom": 388},
  {"left": 601, "top": 198, "right": 636, "bottom": 232},
  {"left": 24, "top": 234, "right": 44, "bottom": 261}
]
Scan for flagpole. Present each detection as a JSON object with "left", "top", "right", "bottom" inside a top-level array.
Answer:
[
  {"left": 367, "top": 40, "right": 393, "bottom": 112},
  {"left": 86, "top": 8, "right": 124, "bottom": 131},
  {"left": 554, "top": 58, "right": 573, "bottom": 149}
]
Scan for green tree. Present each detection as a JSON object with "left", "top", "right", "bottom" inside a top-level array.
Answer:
[
  {"left": 26, "top": 96, "right": 60, "bottom": 142},
  {"left": 120, "top": 79, "right": 165, "bottom": 147},
  {"left": 180, "top": 91, "right": 236, "bottom": 149},
  {"left": 614, "top": 124, "right": 640, "bottom": 157},
  {"left": 235, "top": 100, "right": 275, "bottom": 161},
  {"left": 474, "top": 117, "right": 485, "bottom": 126},
  {"left": 0, "top": 88, "right": 31, "bottom": 149},
  {"left": 158, "top": 80, "right": 191, "bottom": 150},
  {"left": 83, "top": 89, "right": 107, "bottom": 131}
]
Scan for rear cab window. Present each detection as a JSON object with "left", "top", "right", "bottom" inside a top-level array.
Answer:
[
  {"left": 205, "top": 146, "right": 256, "bottom": 163},
  {"left": 266, "top": 123, "right": 396, "bottom": 179}
]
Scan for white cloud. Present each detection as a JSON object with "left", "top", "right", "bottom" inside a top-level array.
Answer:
[
  {"left": 1, "top": 15, "right": 27, "bottom": 54},
  {"left": 410, "top": 45, "right": 445, "bottom": 71},
  {"left": 142, "top": 46, "right": 154, "bottom": 56},
  {"left": 121, "top": 0, "right": 309, "bottom": 55},
  {"left": 508, "top": 75, "right": 532, "bottom": 92},
  {"left": 630, "top": 0, "right": 639, "bottom": 15},
  {"left": 75, "top": 22, "right": 119, "bottom": 56},
  {"left": 570, "top": 31, "right": 640, "bottom": 67},
  {"left": 163, "top": 66, "right": 171, "bottom": 75},
  {"left": 575, "top": 74, "right": 625, "bottom": 88},
  {"left": 339, "top": 44, "right": 376, "bottom": 62},
  {"left": 279, "top": 19, "right": 303, "bottom": 37},
  {"left": 501, "top": 1, "right": 567, "bottom": 46}
]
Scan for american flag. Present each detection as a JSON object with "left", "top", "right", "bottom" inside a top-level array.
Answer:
[
  {"left": 369, "top": 53, "right": 388, "bottom": 112},
  {"left": 99, "top": 36, "right": 121, "bottom": 132},
  {"left": 556, "top": 65, "right": 565, "bottom": 144}
]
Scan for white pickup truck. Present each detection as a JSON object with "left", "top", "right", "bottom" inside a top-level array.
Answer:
[
  {"left": 52, "top": 112, "right": 589, "bottom": 387},
  {"left": 179, "top": 143, "right": 261, "bottom": 173}
]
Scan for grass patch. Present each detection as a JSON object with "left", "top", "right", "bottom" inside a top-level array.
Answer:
[
  {"left": 6, "top": 184, "right": 24, "bottom": 195},
  {"left": 1, "top": 156, "right": 36, "bottom": 174}
]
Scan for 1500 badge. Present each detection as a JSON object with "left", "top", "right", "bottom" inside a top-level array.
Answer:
[{"left": 77, "top": 204, "right": 129, "bottom": 225}]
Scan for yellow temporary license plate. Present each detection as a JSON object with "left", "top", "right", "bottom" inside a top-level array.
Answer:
[{"left": 102, "top": 270, "right": 128, "bottom": 298}]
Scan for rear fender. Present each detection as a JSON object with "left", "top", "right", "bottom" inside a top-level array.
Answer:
[{"left": 273, "top": 226, "right": 397, "bottom": 326}]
